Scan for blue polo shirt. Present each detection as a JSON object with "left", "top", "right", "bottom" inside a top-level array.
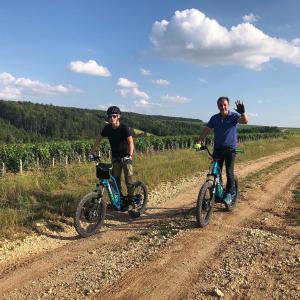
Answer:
[{"left": 207, "top": 111, "right": 240, "bottom": 149}]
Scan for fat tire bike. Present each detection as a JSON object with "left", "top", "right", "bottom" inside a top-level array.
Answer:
[
  {"left": 196, "top": 145, "right": 242, "bottom": 228},
  {"left": 74, "top": 156, "right": 148, "bottom": 238}
]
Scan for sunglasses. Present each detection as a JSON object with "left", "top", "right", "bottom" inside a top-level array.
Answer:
[{"left": 107, "top": 114, "right": 118, "bottom": 119}]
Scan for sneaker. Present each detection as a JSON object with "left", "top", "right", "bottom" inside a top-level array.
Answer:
[{"left": 223, "top": 193, "right": 232, "bottom": 205}]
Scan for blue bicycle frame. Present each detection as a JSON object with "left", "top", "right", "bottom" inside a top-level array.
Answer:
[
  {"left": 209, "top": 159, "right": 224, "bottom": 199},
  {"left": 98, "top": 176, "right": 122, "bottom": 210}
]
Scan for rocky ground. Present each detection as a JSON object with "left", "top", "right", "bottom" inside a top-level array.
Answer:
[{"left": 0, "top": 149, "right": 299, "bottom": 300}]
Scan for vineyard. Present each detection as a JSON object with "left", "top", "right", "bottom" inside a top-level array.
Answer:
[{"left": 0, "top": 132, "right": 286, "bottom": 173}]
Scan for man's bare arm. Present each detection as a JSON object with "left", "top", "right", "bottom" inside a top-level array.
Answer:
[
  {"left": 127, "top": 136, "right": 134, "bottom": 157},
  {"left": 90, "top": 135, "right": 102, "bottom": 155},
  {"left": 238, "top": 113, "right": 249, "bottom": 124},
  {"left": 196, "top": 127, "right": 212, "bottom": 144}
]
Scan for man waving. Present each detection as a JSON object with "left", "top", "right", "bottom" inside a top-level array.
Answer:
[{"left": 196, "top": 97, "right": 249, "bottom": 204}]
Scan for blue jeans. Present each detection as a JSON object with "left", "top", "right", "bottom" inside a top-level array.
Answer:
[{"left": 213, "top": 148, "right": 236, "bottom": 194}]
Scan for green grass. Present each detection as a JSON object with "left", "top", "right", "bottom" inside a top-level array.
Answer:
[{"left": 0, "top": 134, "right": 299, "bottom": 239}]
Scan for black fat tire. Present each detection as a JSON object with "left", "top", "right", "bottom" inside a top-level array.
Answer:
[
  {"left": 196, "top": 180, "right": 215, "bottom": 228},
  {"left": 128, "top": 181, "right": 148, "bottom": 219},
  {"left": 74, "top": 192, "right": 106, "bottom": 238},
  {"left": 225, "top": 175, "right": 238, "bottom": 212}
]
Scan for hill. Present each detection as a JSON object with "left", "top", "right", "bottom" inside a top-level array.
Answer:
[{"left": 0, "top": 100, "right": 205, "bottom": 143}]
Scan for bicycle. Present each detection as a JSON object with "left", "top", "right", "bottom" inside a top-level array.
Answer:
[
  {"left": 196, "top": 145, "right": 243, "bottom": 227},
  {"left": 74, "top": 156, "right": 148, "bottom": 238}
]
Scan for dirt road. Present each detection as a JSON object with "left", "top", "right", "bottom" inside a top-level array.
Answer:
[{"left": 0, "top": 149, "right": 299, "bottom": 300}]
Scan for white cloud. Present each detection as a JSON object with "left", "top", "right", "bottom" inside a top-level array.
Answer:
[
  {"left": 69, "top": 60, "right": 111, "bottom": 77},
  {"left": 150, "top": 8, "right": 300, "bottom": 70},
  {"left": 152, "top": 79, "right": 170, "bottom": 85},
  {"left": 116, "top": 77, "right": 160, "bottom": 109},
  {"left": 134, "top": 99, "right": 151, "bottom": 107},
  {"left": 131, "top": 87, "right": 149, "bottom": 99},
  {"left": 140, "top": 68, "right": 152, "bottom": 76},
  {"left": 133, "top": 99, "right": 162, "bottom": 108},
  {"left": 117, "top": 77, "right": 138, "bottom": 88},
  {"left": 117, "top": 77, "right": 149, "bottom": 100},
  {"left": 292, "top": 38, "right": 300, "bottom": 46},
  {"left": 0, "top": 72, "right": 15, "bottom": 85},
  {"left": 0, "top": 86, "right": 22, "bottom": 100},
  {"left": 162, "top": 94, "right": 191, "bottom": 104},
  {"left": 14, "top": 77, "right": 73, "bottom": 95},
  {"left": 0, "top": 72, "right": 79, "bottom": 100},
  {"left": 243, "top": 13, "right": 259, "bottom": 23}
]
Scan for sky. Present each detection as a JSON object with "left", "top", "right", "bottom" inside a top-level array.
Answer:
[{"left": 0, "top": 0, "right": 300, "bottom": 127}]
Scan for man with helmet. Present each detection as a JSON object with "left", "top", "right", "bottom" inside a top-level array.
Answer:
[{"left": 91, "top": 106, "right": 134, "bottom": 210}]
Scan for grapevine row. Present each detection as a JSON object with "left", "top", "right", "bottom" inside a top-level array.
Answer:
[{"left": 0, "top": 132, "right": 285, "bottom": 172}]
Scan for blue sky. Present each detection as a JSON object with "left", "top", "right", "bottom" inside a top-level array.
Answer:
[{"left": 0, "top": 0, "right": 300, "bottom": 127}]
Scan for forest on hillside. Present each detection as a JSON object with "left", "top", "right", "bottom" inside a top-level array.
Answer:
[
  {"left": 0, "top": 100, "right": 280, "bottom": 144},
  {"left": 0, "top": 100, "right": 205, "bottom": 143}
]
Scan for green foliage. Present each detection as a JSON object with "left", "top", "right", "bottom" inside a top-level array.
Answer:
[
  {"left": 0, "top": 132, "right": 291, "bottom": 172},
  {"left": 0, "top": 134, "right": 299, "bottom": 238},
  {"left": 0, "top": 100, "right": 205, "bottom": 141}
]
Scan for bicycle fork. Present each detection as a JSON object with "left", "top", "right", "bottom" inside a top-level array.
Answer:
[{"left": 95, "top": 183, "right": 105, "bottom": 204}]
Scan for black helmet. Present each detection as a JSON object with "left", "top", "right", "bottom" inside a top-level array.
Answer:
[{"left": 106, "top": 106, "right": 121, "bottom": 115}]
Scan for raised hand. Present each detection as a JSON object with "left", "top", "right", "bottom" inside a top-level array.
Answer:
[{"left": 235, "top": 100, "right": 245, "bottom": 114}]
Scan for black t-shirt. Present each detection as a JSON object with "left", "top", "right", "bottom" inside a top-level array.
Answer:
[{"left": 101, "top": 123, "right": 132, "bottom": 158}]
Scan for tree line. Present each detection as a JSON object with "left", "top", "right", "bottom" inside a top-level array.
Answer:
[
  {"left": 0, "top": 100, "right": 205, "bottom": 143},
  {"left": 0, "top": 100, "right": 281, "bottom": 144}
]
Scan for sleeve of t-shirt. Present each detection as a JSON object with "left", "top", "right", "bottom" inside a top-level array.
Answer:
[
  {"left": 100, "top": 125, "right": 108, "bottom": 137},
  {"left": 123, "top": 125, "right": 132, "bottom": 138},
  {"left": 206, "top": 116, "right": 214, "bottom": 129}
]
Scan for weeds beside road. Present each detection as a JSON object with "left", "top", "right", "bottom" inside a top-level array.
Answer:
[
  {"left": 0, "top": 135, "right": 299, "bottom": 239},
  {"left": 0, "top": 145, "right": 299, "bottom": 300}
]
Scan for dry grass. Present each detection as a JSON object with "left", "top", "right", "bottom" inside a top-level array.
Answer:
[{"left": 0, "top": 135, "right": 299, "bottom": 238}]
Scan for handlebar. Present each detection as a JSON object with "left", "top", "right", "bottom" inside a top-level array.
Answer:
[
  {"left": 198, "top": 145, "right": 213, "bottom": 158},
  {"left": 197, "top": 145, "right": 244, "bottom": 158}
]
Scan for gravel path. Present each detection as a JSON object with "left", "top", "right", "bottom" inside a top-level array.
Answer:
[{"left": 0, "top": 148, "right": 299, "bottom": 300}]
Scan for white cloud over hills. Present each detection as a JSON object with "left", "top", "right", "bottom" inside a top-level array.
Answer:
[
  {"left": 0, "top": 72, "right": 79, "bottom": 100},
  {"left": 242, "top": 13, "right": 259, "bottom": 23},
  {"left": 117, "top": 77, "right": 149, "bottom": 100},
  {"left": 69, "top": 60, "right": 111, "bottom": 77},
  {"left": 150, "top": 8, "right": 300, "bottom": 70}
]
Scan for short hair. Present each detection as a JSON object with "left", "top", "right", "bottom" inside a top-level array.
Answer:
[{"left": 217, "top": 96, "right": 230, "bottom": 105}]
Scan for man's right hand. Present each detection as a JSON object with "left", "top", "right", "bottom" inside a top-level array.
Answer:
[{"left": 235, "top": 100, "right": 245, "bottom": 114}]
